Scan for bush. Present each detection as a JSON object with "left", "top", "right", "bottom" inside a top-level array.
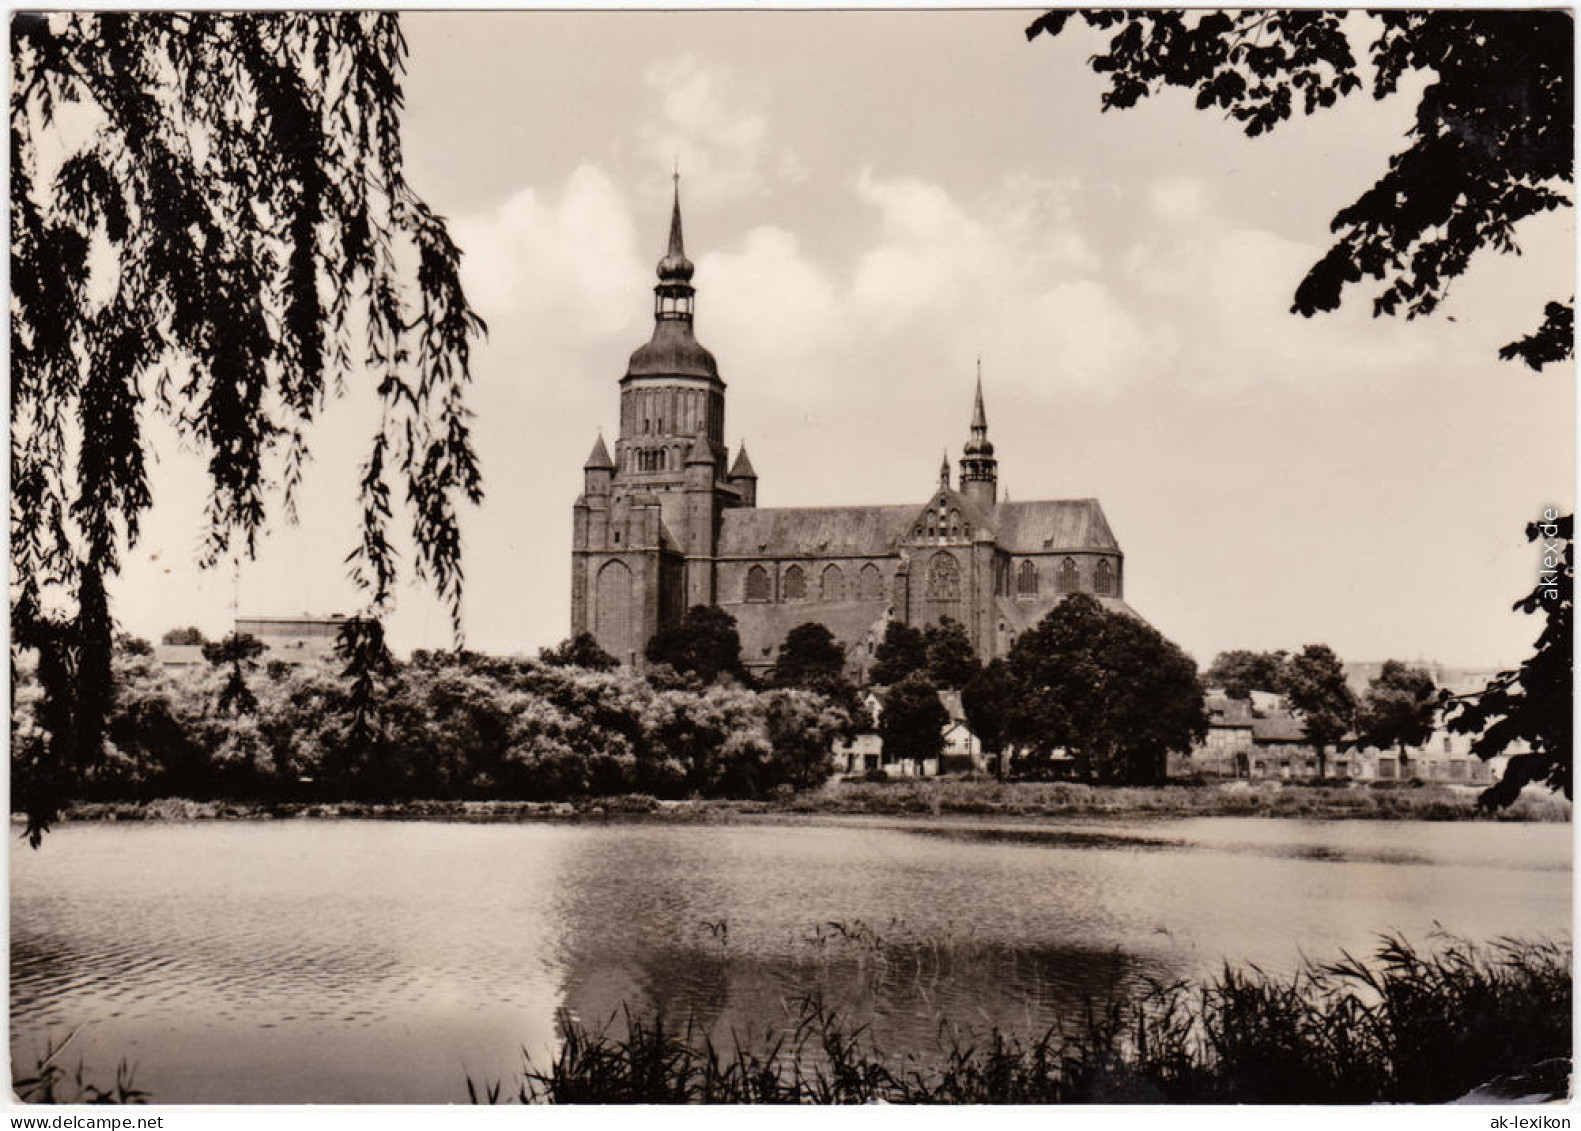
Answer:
[{"left": 13, "top": 650, "right": 851, "bottom": 807}]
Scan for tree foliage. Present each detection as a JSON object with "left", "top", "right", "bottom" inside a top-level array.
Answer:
[
  {"left": 113, "top": 632, "right": 152, "bottom": 657},
  {"left": 1027, "top": 9, "right": 1573, "bottom": 365},
  {"left": 1281, "top": 644, "right": 1358, "bottom": 778},
  {"left": 961, "top": 656, "right": 1015, "bottom": 764},
  {"left": 1356, "top": 660, "right": 1439, "bottom": 758},
  {"left": 771, "top": 622, "right": 867, "bottom": 739},
  {"left": 1005, "top": 594, "right": 1206, "bottom": 784},
  {"left": 10, "top": 650, "right": 851, "bottom": 806},
  {"left": 923, "top": 617, "right": 981, "bottom": 689},
  {"left": 1445, "top": 515, "right": 1573, "bottom": 809},
  {"left": 1205, "top": 649, "right": 1289, "bottom": 702},
  {"left": 772, "top": 622, "right": 846, "bottom": 688},
  {"left": 540, "top": 632, "right": 619, "bottom": 672},
  {"left": 870, "top": 620, "right": 928, "bottom": 686},
  {"left": 879, "top": 674, "right": 948, "bottom": 766},
  {"left": 202, "top": 632, "right": 265, "bottom": 718},
  {"left": 200, "top": 633, "right": 265, "bottom": 668},
  {"left": 160, "top": 626, "right": 208, "bottom": 647},
  {"left": 11, "top": 12, "right": 485, "bottom": 843},
  {"left": 645, "top": 605, "right": 746, "bottom": 686}
]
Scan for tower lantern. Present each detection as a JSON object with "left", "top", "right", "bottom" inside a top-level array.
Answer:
[{"left": 959, "top": 359, "right": 998, "bottom": 509}]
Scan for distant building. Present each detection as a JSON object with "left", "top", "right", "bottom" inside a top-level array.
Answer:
[
  {"left": 1169, "top": 693, "right": 1254, "bottom": 778},
  {"left": 1176, "top": 677, "right": 1514, "bottom": 786},
  {"left": 570, "top": 180, "right": 1136, "bottom": 678},
  {"left": 233, "top": 614, "right": 348, "bottom": 664},
  {"left": 152, "top": 644, "right": 206, "bottom": 670}
]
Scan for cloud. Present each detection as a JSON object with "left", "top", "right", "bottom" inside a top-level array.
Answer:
[
  {"left": 702, "top": 226, "right": 845, "bottom": 363},
  {"left": 1119, "top": 185, "right": 1436, "bottom": 391},
  {"left": 451, "top": 164, "right": 645, "bottom": 345},
  {"left": 640, "top": 57, "right": 806, "bottom": 199},
  {"left": 1147, "top": 174, "right": 1210, "bottom": 223}
]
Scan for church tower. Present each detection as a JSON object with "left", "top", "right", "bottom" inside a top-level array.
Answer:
[
  {"left": 958, "top": 364, "right": 998, "bottom": 510},
  {"left": 614, "top": 175, "right": 727, "bottom": 482},
  {"left": 572, "top": 177, "right": 748, "bottom": 664}
]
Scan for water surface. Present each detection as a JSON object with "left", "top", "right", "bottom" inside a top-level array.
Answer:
[{"left": 10, "top": 816, "right": 1570, "bottom": 1102}]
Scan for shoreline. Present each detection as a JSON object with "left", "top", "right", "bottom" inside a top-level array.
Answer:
[{"left": 26, "top": 779, "right": 1573, "bottom": 827}]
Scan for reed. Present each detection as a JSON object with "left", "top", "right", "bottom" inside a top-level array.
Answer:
[
  {"left": 12, "top": 1029, "right": 148, "bottom": 1105},
  {"left": 475, "top": 934, "right": 1571, "bottom": 1104}
]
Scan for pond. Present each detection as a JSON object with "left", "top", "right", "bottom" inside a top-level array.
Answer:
[{"left": 10, "top": 816, "right": 1571, "bottom": 1102}]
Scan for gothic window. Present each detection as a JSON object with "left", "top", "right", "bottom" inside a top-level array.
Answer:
[
  {"left": 859, "top": 563, "right": 883, "bottom": 600},
  {"left": 784, "top": 564, "right": 807, "bottom": 600},
  {"left": 745, "top": 565, "right": 770, "bottom": 603},
  {"left": 925, "top": 551, "right": 961, "bottom": 601},
  {"left": 1017, "top": 559, "right": 1039, "bottom": 597},
  {"left": 1056, "top": 557, "right": 1080, "bottom": 594},
  {"left": 594, "top": 560, "right": 635, "bottom": 662},
  {"left": 948, "top": 510, "right": 961, "bottom": 539},
  {"left": 1094, "top": 558, "right": 1116, "bottom": 596},
  {"left": 821, "top": 564, "right": 845, "bottom": 601}
]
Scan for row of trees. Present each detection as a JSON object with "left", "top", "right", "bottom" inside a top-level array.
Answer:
[{"left": 11, "top": 642, "right": 855, "bottom": 806}]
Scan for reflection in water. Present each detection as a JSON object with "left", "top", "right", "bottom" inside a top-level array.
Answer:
[{"left": 11, "top": 817, "right": 1571, "bottom": 1103}]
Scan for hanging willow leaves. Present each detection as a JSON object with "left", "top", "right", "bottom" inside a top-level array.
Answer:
[
  {"left": 11, "top": 12, "right": 485, "bottom": 843},
  {"left": 1027, "top": 9, "right": 1573, "bottom": 366}
]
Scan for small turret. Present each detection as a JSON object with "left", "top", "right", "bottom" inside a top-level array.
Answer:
[
  {"left": 684, "top": 430, "right": 716, "bottom": 490},
  {"left": 938, "top": 449, "right": 951, "bottom": 491},
  {"left": 584, "top": 433, "right": 615, "bottom": 495},
  {"left": 728, "top": 443, "right": 758, "bottom": 507}
]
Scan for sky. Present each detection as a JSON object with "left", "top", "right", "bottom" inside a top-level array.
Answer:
[{"left": 105, "top": 9, "right": 1574, "bottom": 670}]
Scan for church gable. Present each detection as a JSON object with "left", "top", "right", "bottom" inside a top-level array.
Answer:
[{"left": 901, "top": 485, "right": 995, "bottom": 546}]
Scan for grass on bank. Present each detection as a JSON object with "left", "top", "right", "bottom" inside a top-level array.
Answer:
[
  {"left": 789, "top": 777, "right": 1574, "bottom": 822},
  {"left": 477, "top": 935, "right": 1571, "bottom": 1104},
  {"left": 43, "top": 777, "right": 1573, "bottom": 825}
]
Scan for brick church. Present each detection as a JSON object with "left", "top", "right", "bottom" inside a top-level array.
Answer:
[{"left": 571, "top": 183, "right": 1136, "bottom": 678}]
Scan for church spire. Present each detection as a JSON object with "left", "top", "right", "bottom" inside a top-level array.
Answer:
[
  {"left": 959, "top": 360, "right": 998, "bottom": 509},
  {"left": 657, "top": 170, "right": 694, "bottom": 285},
  {"left": 939, "top": 449, "right": 951, "bottom": 490},
  {"left": 971, "top": 357, "right": 987, "bottom": 433}
]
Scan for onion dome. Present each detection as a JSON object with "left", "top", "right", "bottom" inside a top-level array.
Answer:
[{"left": 627, "top": 321, "right": 718, "bottom": 379}]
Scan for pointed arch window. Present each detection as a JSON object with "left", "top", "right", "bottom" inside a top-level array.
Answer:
[
  {"left": 1017, "top": 559, "right": 1039, "bottom": 597},
  {"left": 1056, "top": 557, "right": 1080, "bottom": 594},
  {"left": 784, "top": 565, "right": 807, "bottom": 600},
  {"left": 1094, "top": 558, "right": 1116, "bottom": 596},
  {"left": 948, "top": 510, "right": 961, "bottom": 539},
  {"left": 745, "top": 565, "right": 771, "bottom": 603},
  {"left": 926, "top": 551, "right": 961, "bottom": 601},
  {"left": 859, "top": 563, "right": 884, "bottom": 600},
  {"left": 821, "top": 564, "right": 845, "bottom": 601}
]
